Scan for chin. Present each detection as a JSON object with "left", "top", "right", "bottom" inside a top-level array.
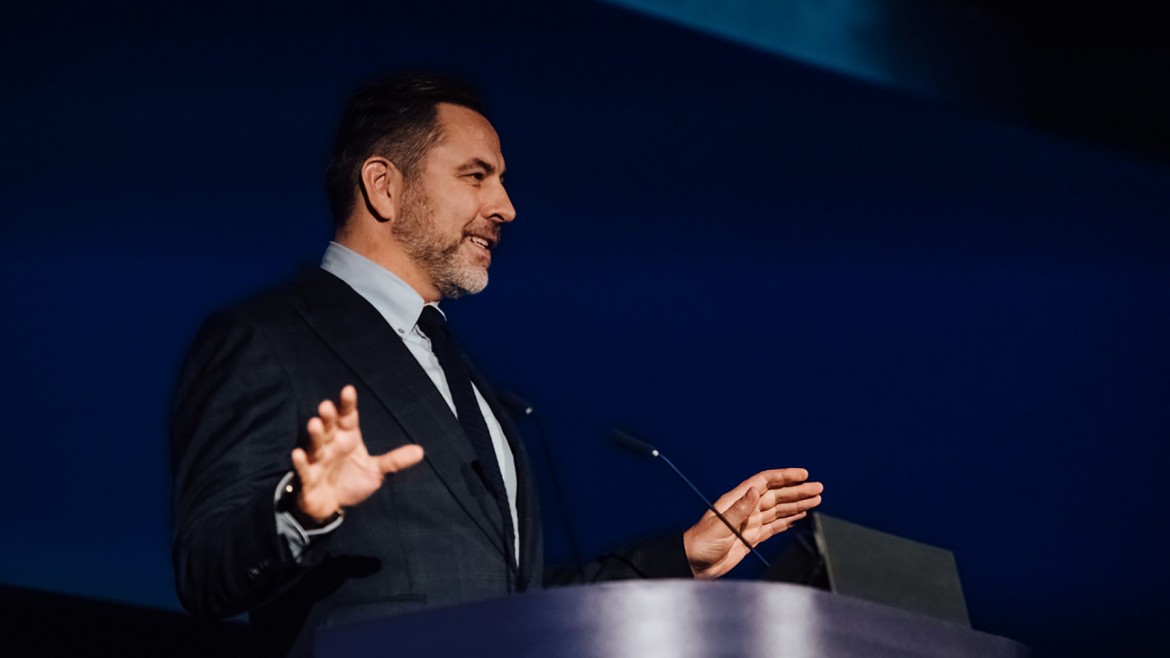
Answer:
[{"left": 438, "top": 269, "right": 489, "bottom": 299}]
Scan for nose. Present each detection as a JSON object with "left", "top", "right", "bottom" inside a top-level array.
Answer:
[{"left": 486, "top": 184, "right": 516, "bottom": 224}]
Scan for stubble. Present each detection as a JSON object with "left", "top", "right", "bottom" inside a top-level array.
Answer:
[{"left": 391, "top": 182, "right": 489, "bottom": 299}]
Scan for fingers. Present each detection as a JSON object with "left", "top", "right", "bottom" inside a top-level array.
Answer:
[
  {"left": 763, "top": 494, "right": 823, "bottom": 524},
  {"left": 751, "top": 468, "right": 810, "bottom": 490},
  {"left": 710, "top": 468, "right": 823, "bottom": 544},
  {"left": 751, "top": 477, "right": 822, "bottom": 525},
  {"left": 306, "top": 416, "right": 330, "bottom": 452},
  {"left": 374, "top": 444, "right": 425, "bottom": 474},
  {"left": 299, "top": 385, "right": 418, "bottom": 490},
  {"left": 291, "top": 447, "right": 315, "bottom": 486},
  {"left": 756, "top": 510, "right": 809, "bottom": 543},
  {"left": 749, "top": 486, "right": 823, "bottom": 544},
  {"left": 307, "top": 386, "right": 360, "bottom": 450},
  {"left": 309, "top": 400, "right": 338, "bottom": 453},
  {"left": 762, "top": 481, "right": 824, "bottom": 506},
  {"left": 711, "top": 468, "right": 817, "bottom": 515},
  {"left": 336, "top": 385, "right": 360, "bottom": 431}
]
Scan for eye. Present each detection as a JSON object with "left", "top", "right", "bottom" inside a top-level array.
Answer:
[{"left": 466, "top": 171, "right": 486, "bottom": 182}]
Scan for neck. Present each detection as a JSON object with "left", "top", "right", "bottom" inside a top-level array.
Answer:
[{"left": 334, "top": 228, "right": 442, "bottom": 303}]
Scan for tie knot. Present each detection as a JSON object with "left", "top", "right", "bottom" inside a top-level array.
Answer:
[{"left": 417, "top": 305, "right": 448, "bottom": 336}]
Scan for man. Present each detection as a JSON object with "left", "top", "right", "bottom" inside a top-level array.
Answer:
[{"left": 171, "top": 74, "right": 823, "bottom": 656}]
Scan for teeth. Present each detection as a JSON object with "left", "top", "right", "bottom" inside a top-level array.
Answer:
[{"left": 470, "top": 237, "right": 489, "bottom": 249}]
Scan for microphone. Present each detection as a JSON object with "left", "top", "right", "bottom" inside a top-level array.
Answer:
[
  {"left": 610, "top": 430, "right": 659, "bottom": 457},
  {"left": 497, "top": 390, "right": 534, "bottom": 416},
  {"left": 610, "top": 429, "right": 771, "bottom": 569}
]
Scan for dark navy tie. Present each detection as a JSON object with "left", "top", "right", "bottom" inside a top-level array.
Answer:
[{"left": 417, "top": 306, "right": 516, "bottom": 566}]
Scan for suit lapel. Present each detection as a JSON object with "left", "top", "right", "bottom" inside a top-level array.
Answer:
[
  {"left": 472, "top": 371, "right": 541, "bottom": 589},
  {"left": 292, "top": 268, "right": 510, "bottom": 562}
]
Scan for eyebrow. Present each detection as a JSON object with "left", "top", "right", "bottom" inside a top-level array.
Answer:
[{"left": 457, "top": 158, "right": 505, "bottom": 177}]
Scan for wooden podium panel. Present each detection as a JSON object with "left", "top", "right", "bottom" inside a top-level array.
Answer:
[{"left": 315, "top": 580, "right": 1028, "bottom": 657}]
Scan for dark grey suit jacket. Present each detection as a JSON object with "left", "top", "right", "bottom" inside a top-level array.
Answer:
[{"left": 171, "top": 267, "right": 688, "bottom": 656}]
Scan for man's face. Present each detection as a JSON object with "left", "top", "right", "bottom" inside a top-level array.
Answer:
[{"left": 391, "top": 103, "right": 515, "bottom": 299}]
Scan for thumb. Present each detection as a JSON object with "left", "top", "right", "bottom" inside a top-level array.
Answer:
[
  {"left": 720, "top": 486, "right": 760, "bottom": 531},
  {"left": 375, "top": 444, "right": 425, "bottom": 474}
]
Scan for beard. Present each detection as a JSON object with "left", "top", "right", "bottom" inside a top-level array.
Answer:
[{"left": 391, "top": 183, "right": 490, "bottom": 299}]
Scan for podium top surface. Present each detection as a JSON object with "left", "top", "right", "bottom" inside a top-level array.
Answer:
[{"left": 315, "top": 580, "right": 1028, "bottom": 658}]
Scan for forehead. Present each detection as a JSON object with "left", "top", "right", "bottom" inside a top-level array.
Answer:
[{"left": 428, "top": 103, "right": 505, "bottom": 168}]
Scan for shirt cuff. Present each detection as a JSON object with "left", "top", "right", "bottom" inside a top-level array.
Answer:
[{"left": 274, "top": 471, "right": 344, "bottom": 562}]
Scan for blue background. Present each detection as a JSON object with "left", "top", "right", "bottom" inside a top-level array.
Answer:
[{"left": 2, "top": 2, "right": 1167, "bottom": 655}]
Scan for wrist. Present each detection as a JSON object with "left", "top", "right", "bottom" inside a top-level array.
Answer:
[{"left": 280, "top": 477, "right": 344, "bottom": 529}]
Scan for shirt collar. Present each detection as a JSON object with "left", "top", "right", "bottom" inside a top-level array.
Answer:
[{"left": 320, "top": 241, "right": 444, "bottom": 335}]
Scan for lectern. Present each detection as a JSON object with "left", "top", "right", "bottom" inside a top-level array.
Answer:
[{"left": 315, "top": 580, "right": 1028, "bottom": 657}]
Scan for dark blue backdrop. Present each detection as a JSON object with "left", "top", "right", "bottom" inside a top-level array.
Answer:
[{"left": 2, "top": 2, "right": 1167, "bottom": 655}]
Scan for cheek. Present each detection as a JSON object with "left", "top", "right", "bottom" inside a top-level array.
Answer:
[
  {"left": 427, "top": 184, "right": 484, "bottom": 232},
  {"left": 436, "top": 206, "right": 474, "bottom": 238},
  {"left": 449, "top": 197, "right": 485, "bottom": 227}
]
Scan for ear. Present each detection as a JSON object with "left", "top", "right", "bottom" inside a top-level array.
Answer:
[{"left": 358, "top": 156, "right": 405, "bottom": 222}]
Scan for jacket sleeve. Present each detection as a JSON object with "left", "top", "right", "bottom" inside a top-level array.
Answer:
[{"left": 170, "top": 311, "right": 321, "bottom": 619}]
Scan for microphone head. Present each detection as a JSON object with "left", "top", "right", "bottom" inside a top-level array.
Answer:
[
  {"left": 498, "top": 390, "right": 534, "bottom": 416},
  {"left": 609, "top": 429, "right": 660, "bottom": 458}
]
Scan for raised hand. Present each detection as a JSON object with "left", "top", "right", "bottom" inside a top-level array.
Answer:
[
  {"left": 290, "top": 385, "right": 425, "bottom": 523},
  {"left": 682, "top": 468, "right": 823, "bottom": 580}
]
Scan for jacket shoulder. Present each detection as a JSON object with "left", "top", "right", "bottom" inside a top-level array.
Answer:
[
  {"left": 208, "top": 272, "right": 312, "bottom": 326},
  {"left": 199, "top": 266, "right": 354, "bottom": 333}
]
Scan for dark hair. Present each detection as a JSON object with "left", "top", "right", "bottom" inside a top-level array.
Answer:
[{"left": 324, "top": 73, "right": 486, "bottom": 228}]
